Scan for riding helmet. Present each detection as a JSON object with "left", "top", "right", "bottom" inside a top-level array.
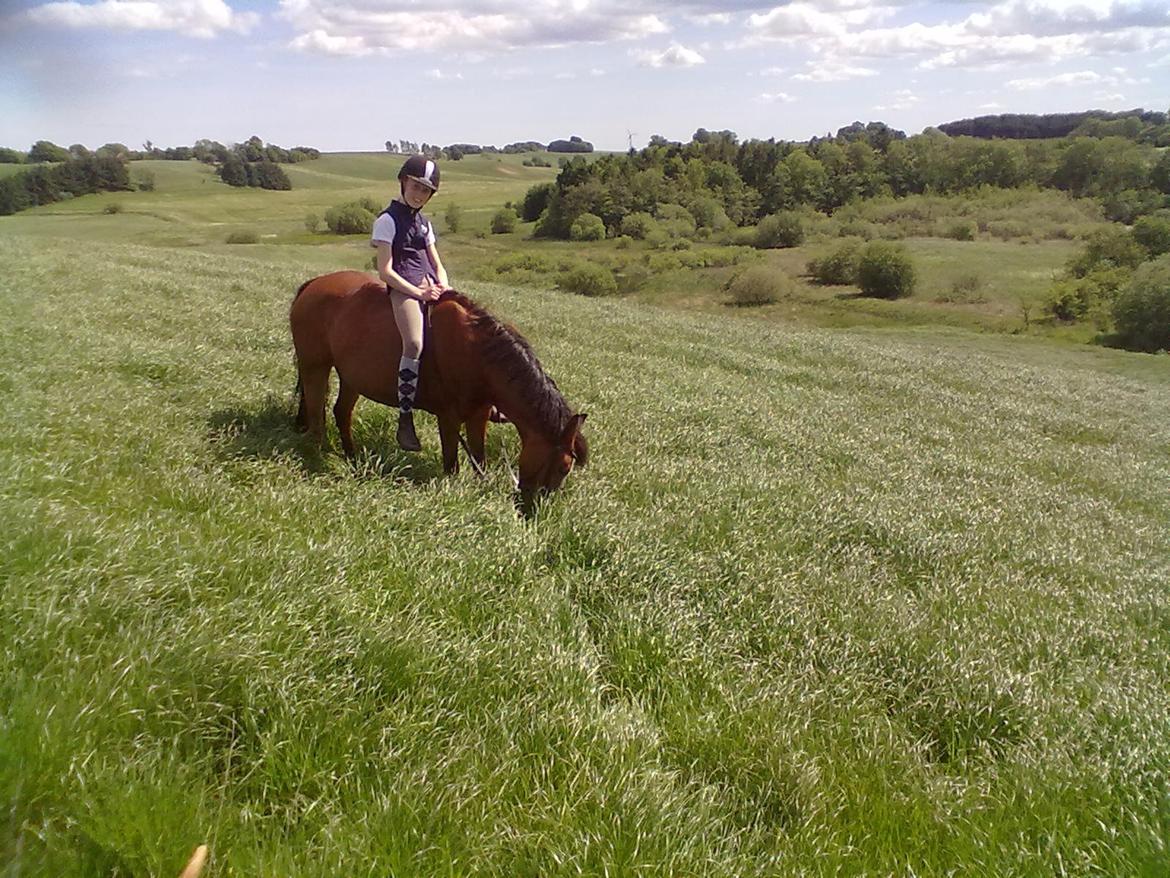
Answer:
[{"left": 398, "top": 155, "right": 440, "bottom": 192}]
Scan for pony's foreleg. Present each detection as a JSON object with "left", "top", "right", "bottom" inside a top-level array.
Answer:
[
  {"left": 437, "top": 412, "right": 462, "bottom": 475},
  {"left": 465, "top": 404, "right": 492, "bottom": 474},
  {"left": 298, "top": 364, "right": 331, "bottom": 446},
  {"left": 333, "top": 379, "right": 360, "bottom": 459}
]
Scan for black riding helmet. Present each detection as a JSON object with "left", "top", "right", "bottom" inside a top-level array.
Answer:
[{"left": 398, "top": 155, "right": 440, "bottom": 193}]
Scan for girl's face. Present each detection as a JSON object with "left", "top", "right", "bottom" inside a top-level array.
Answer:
[{"left": 402, "top": 178, "right": 435, "bottom": 209}]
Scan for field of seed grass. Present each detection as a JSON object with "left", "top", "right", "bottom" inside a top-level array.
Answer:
[{"left": 2, "top": 230, "right": 1170, "bottom": 875}]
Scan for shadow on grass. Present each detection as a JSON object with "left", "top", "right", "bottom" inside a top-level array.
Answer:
[{"left": 206, "top": 394, "right": 445, "bottom": 485}]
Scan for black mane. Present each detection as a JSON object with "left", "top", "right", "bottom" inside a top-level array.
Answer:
[{"left": 436, "top": 291, "right": 575, "bottom": 441}]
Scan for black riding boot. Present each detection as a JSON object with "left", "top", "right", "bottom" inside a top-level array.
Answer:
[
  {"left": 397, "top": 355, "right": 422, "bottom": 452},
  {"left": 396, "top": 411, "right": 422, "bottom": 452}
]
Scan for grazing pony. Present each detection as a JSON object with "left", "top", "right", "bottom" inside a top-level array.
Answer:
[{"left": 290, "top": 271, "right": 588, "bottom": 503}]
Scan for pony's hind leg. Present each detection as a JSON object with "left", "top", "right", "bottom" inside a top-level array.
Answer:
[
  {"left": 298, "top": 364, "right": 331, "bottom": 446},
  {"left": 334, "top": 378, "right": 360, "bottom": 459}
]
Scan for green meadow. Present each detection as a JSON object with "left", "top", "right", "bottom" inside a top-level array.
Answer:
[{"left": 2, "top": 155, "right": 1169, "bottom": 876}]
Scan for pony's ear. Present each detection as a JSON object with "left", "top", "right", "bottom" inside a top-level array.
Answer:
[
  {"left": 561, "top": 413, "right": 588, "bottom": 465},
  {"left": 560, "top": 413, "right": 586, "bottom": 447}
]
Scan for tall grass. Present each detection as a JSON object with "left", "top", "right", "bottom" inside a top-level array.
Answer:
[{"left": 2, "top": 235, "right": 1170, "bottom": 875}]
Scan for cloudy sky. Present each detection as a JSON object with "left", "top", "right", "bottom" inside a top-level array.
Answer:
[{"left": 2, "top": 0, "right": 1168, "bottom": 152}]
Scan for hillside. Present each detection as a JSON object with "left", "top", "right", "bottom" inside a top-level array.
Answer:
[{"left": 2, "top": 233, "right": 1169, "bottom": 875}]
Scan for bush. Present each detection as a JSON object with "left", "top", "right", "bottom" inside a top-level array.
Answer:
[
  {"left": 1070, "top": 227, "right": 1146, "bottom": 276},
  {"left": 688, "top": 196, "right": 731, "bottom": 231},
  {"left": 1132, "top": 216, "right": 1170, "bottom": 258},
  {"left": 754, "top": 212, "right": 804, "bottom": 249},
  {"left": 325, "top": 203, "right": 376, "bottom": 235},
  {"left": 944, "top": 220, "right": 976, "bottom": 241},
  {"left": 134, "top": 170, "right": 155, "bottom": 192},
  {"left": 490, "top": 207, "right": 518, "bottom": 234},
  {"left": 304, "top": 213, "right": 320, "bottom": 233},
  {"left": 619, "top": 211, "right": 656, "bottom": 240},
  {"left": 1045, "top": 266, "right": 1130, "bottom": 322},
  {"left": 444, "top": 202, "right": 463, "bottom": 233},
  {"left": 569, "top": 212, "right": 606, "bottom": 241},
  {"left": 655, "top": 203, "right": 697, "bottom": 239},
  {"left": 521, "top": 182, "right": 555, "bottom": 222},
  {"left": 808, "top": 240, "right": 862, "bottom": 285},
  {"left": 1112, "top": 255, "right": 1170, "bottom": 351},
  {"left": 726, "top": 266, "right": 794, "bottom": 306},
  {"left": 226, "top": 229, "right": 259, "bottom": 244},
  {"left": 557, "top": 262, "right": 618, "bottom": 297},
  {"left": 857, "top": 242, "right": 916, "bottom": 299}
]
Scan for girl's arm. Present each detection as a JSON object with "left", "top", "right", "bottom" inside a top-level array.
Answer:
[
  {"left": 427, "top": 242, "right": 449, "bottom": 288},
  {"left": 376, "top": 242, "right": 440, "bottom": 302}
]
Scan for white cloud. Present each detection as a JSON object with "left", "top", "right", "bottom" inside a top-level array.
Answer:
[
  {"left": 756, "top": 91, "right": 796, "bottom": 102},
  {"left": 634, "top": 43, "right": 706, "bottom": 66},
  {"left": 758, "top": 65, "right": 786, "bottom": 76},
  {"left": 289, "top": 29, "right": 370, "bottom": 55},
  {"left": 426, "top": 68, "right": 465, "bottom": 80},
  {"left": 874, "top": 89, "right": 919, "bottom": 110},
  {"left": 25, "top": 0, "right": 257, "bottom": 37},
  {"left": 792, "top": 60, "right": 877, "bottom": 80},
  {"left": 743, "top": 0, "right": 1170, "bottom": 71},
  {"left": 282, "top": 0, "right": 671, "bottom": 55},
  {"left": 1007, "top": 69, "right": 1104, "bottom": 89}
]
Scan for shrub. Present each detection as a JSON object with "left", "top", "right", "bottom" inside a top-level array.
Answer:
[
  {"left": 620, "top": 211, "right": 656, "bottom": 240},
  {"left": 655, "top": 203, "right": 697, "bottom": 239},
  {"left": 688, "top": 196, "right": 731, "bottom": 231},
  {"left": 490, "top": 207, "right": 518, "bottom": 234},
  {"left": 857, "top": 242, "right": 916, "bottom": 299},
  {"left": 304, "top": 213, "right": 320, "bottom": 233},
  {"left": 808, "top": 240, "right": 862, "bottom": 285},
  {"left": 226, "top": 229, "right": 259, "bottom": 244},
  {"left": 1101, "top": 189, "right": 1165, "bottom": 224},
  {"left": 754, "top": 212, "right": 804, "bottom": 249},
  {"left": 1045, "top": 266, "right": 1130, "bottom": 322},
  {"left": 491, "top": 252, "right": 557, "bottom": 275},
  {"left": 726, "top": 266, "right": 794, "bottom": 306},
  {"left": 1070, "top": 227, "right": 1147, "bottom": 276},
  {"left": 569, "top": 212, "right": 606, "bottom": 241},
  {"left": 444, "top": 202, "right": 463, "bottom": 233},
  {"left": 325, "top": 203, "right": 376, "bottom": 235},
  {"left": 944, "top": 220, "right": 976, "bottom": 241},
  {"left": 1132, "top": 216, "right": 1170, "bottom": 258},
  {"left": 557, "top": 262, "right": 618, "bottom": 297},
  {"left": 520, "top": 182, "right": 555, "bottom": 222},
  {"left": 134, "top": 170, "right": 155, "bottom": 192},
  {"left": 102, "top": 203, "right": 123, "bottom": 215},
  {"left": 1112, "top": 255, "right": 1170, "bottom": 351}
]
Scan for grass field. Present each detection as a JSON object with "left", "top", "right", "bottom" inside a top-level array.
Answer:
[{"left": 2, "top": 159, "right": 1170, "bottom": 876}]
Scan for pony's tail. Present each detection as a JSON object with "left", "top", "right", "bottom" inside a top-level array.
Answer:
[{"left": 291, "top": 277, "right": 313, "bottom": 431}]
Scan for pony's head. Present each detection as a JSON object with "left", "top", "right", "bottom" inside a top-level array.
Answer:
[{"left": 517, "top": 413, "right": 588, "bottom": 515}]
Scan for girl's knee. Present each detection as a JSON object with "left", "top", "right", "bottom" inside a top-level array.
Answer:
[{"left": 401, "top": 338, "right": 423, "bottom": 360}]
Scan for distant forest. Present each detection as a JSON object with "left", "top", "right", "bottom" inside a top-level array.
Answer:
[
  {"left": 937, "top": 109, "right": 1169, "bottom": 142},
  {"left": 524, "top": 120, "right": 1170, "bottom": 238}
]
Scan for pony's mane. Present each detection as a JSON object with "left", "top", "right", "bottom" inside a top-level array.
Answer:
[{"left": 436, "top": 290, "right": 575, "bottom": 441}]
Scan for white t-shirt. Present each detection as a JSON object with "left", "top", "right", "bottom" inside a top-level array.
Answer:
[{"left": 370, "top": 211, "right": 437, "bottom": 248}]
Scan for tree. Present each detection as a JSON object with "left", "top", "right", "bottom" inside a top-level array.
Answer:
[
  {"left": 1112, "top": 255, "right": 1170, "bottom": 352},
  {"left": 219, "top": 155, "right": 248, "bottom": 187},
  {"left": 28, "top": 140, "right": 69, "bottom": 163},
  {"left": 0, "top": 147, "right": 25, "bottom": 164}
]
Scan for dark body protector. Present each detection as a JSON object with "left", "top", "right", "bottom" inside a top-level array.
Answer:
[{"left": 376, "top": 199, "right": 437, "bottom": 289}]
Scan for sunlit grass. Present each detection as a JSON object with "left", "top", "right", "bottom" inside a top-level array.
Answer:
[{"left": 2, "top": 234, "right": 1169, "bottom": 875}]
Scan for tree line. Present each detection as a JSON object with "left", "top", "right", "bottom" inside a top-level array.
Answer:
[
  {"left": 0, "top": 136, "right": 320, "bottom": 166},
  {"left": 524, "top": 125, "right": 1170, "bottom": 239},
  {"left": 385, "top": 137, "right": 593, "bottom": 161},
  {"left": 937, "top": 109, "right": 1169, "bottom": 144},
  {"left": 0, "top": 155, "right": 131, "bottom": 215}
]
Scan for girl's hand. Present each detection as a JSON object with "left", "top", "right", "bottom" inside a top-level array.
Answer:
[{"left": 417, "top": 279, "right": 442, "bottom": 303}]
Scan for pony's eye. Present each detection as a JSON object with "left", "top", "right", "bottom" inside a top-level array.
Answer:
[{"left": 560, "top": 459, "right": 573, "bottom": 476}]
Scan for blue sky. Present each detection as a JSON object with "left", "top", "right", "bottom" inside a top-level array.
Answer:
[{"left": 2, "top": 0, "right": 1168, "bottom": 152}]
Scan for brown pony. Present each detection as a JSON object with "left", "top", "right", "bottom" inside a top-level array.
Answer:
[{"left": 290, "top": 271, "right": 588, "bottom": 503}]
